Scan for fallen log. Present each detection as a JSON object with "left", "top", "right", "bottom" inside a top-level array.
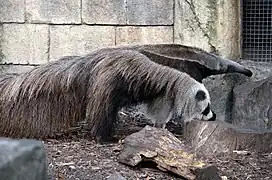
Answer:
[
  {"left": 184, "top": 120, "right": 272, "bottom": 155},
  {"left": 118, "top": 126, "right": 220, "bottom": 180}
]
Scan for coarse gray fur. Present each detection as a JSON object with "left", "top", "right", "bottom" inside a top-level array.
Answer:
[
  {"left": 0, "top": 49, "right": 215, "bottom": 141},
  {"left": 91, "top": 44, "right": 253, "bottom": 82}
]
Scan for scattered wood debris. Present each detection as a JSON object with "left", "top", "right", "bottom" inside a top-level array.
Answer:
[{"left": 118, "top": 126, "right": 221, "bottom": 179}]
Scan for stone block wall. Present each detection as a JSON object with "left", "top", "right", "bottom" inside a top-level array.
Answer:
[
  {"left": 174, "top": 0, "right": 241, "bottom": 59},
  {"left": 0, "top": 0, "right": 240, "bottom": 67},
  {"left": 0, "top": 0, "right": 174, "bottom": 66}
]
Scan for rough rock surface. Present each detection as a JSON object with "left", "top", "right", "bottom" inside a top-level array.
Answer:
[
  {"left": 184, "top": 120, "right": 272, "bottom": 155},
  {"left": 203, "top": 60, "right": 272, "bottom": 124},
  {"left": 232, "top": 76, "right": 272, "bottom": 129},
  {"left": 0, "top": 138, "right": 47, "bottom": 180},
  {"left": 174, "top": 0, "right": 240, "bottom": 59},
  {"left": 203, "top": 73, "right": 247, "bottom": 123},
  {"left": 239, "top": 60, "right": 272, "bottom": 82}
]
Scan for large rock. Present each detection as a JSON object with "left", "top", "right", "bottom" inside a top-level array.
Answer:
[
  {"left": 116, "top": 26, "right": 173, "bottom": 46},
  {"left": 203, "top": 73, "right": 246, "bottom": 123},
  {"left": 239, "top": 60, "right": 272, "bottom": 82},
  {"left": 184, "top": 120, "right": 272, "bottom": 155},
  {"left": 0, "top": 0, "right": 25, "bottom": 23},
  {"left": 232, "top": 76, "right": 272, "bottom": 130},
  {"left": 25, "top": 0, "right": 81, "bottom": 24},
  {"left": 0, "top": 24, "right": 49, "bottom": 64},
  {"left": 0, "top": 138, "right": 47, "bottom": 180},
  {"left": 203, "top": 60, "right": 272, "bottom": 124}
]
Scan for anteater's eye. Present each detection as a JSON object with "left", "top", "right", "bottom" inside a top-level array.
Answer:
[{"left": 195, "top": 90, "right": 206, "bottom": 101}]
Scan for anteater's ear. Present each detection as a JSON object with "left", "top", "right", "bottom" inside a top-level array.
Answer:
[{"left": 195, "top": 90, "right": 206, "bottom": 101}]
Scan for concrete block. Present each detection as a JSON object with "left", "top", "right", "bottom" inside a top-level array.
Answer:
[
  {"left": 216, "top": 0, "right": 240, "bottom": 59},
  {"left": 82, "top": 0, "right": 126, "bottom": 24},
  {"left": 126, "top": 0, "right": 174, "bottom": 25},
  {"left": 49, "top": 25, "right": 115, "bottom": 61},
  {"left": 174, "top": 0, "right": 240, "bottom": 59},
  {"left": 0, "top": 0, "right": 25, "bottom": 22},
  {"left": 174, "top": 0, "right": 216, "bottom": 52},
  {"left": 0, "top": 138, "right": 47, "bottom": 180},
  {"left": 1, "top": 24, "right": 49, "bottom": 64},
  {"left": 116, "top": 26, "right": 173, "bottom": 46},
  {"left": 26, "top": 0, "right": 81, "bottom": 24},
  {"left": 0, "top": 65, "right": 35, "bottom": 74}
]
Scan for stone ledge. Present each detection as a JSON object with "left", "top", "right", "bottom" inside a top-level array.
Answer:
[
  {"left": 0, "top": 138, "right": 47, "bottom": 180},
  {"left": 184, "top": 120, "right": 272, "bottom": 155},
  {"left": 232, "top": 75, "right": 272, "bottom": 129},
  {"left": 0, "top": 65, "right": 35, "bottom": 74}
]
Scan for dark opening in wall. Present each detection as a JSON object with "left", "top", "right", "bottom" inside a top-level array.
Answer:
[{"left": 242, "top": 0, "right": 272, "bottom": 62}]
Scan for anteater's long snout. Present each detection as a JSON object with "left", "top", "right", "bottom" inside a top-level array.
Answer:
[
  {"left": 221, "top": 58, "right": 253, "bottom": 77},
  {"left": 227, "top": 65, "right": 253, "bottom": 77}
]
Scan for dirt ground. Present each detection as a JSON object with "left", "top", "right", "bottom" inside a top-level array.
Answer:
[{"left": 44, "top": 110, "right": 272, "bottom": 180}]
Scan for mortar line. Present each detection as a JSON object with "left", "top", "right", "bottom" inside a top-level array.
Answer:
[
  {"left": 24, "top": 0, "right": 27, "bottom": 23},
  {"left": 172, "top": 0, "right": 175, "bottom": 43},
  {"left": 114, "top": 26, "right": 117, "bottom": 46},
  {"left": 0, "top": 22, "right": 173, "bottom": 27},
  {"left": 47, "top": 26, "right": 51, "bottom": 62},
  {"left": 125, "top": 0, "right": 128, "bottom": 25},
  {"left": 0, "top": 63, "right": 40, "bottom": 66},
  {"left": 80, "top": 0, "right": 83, "bottom": 24}
]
